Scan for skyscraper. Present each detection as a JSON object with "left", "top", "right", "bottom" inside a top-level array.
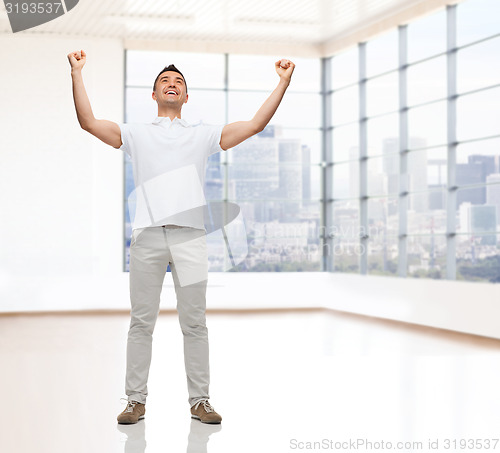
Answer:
[
  {"left": 230, "top": 129, "right": 280, "bottom": 222},
  {"left": 383, "top": 136, "right": 428, "bottom": 212},
  {"left": 349, "top": 145, "right": 359, "bottom": 199},
  {"left": 471, "top": 205, "right": 497, "bottom": 246},
  {"left": 456, "top": 161, "right": 485, "bottom": 206},
  {"left": 469, "top": 155, "right": 496, "bottom": 179},
  {"left": 302, "top": 145, "right": 311, "bottom": 201},
  {"left": 408, "top": 138, "right": 428, "bottom": 212},
  {"left": 459, "top": 202, "right": 497, "bottom": 246},
  {"left": 456, "top": 155, "right": 498, "bottom": 208},
  {"left": 231, "top": 136, "right": 279, "bottom": 200},
  {"left": 279, "top": 139, "right": 303, "bottom": 222},
  {"left": 382, "top": 137, "right": 398, "bottom": 195},
  {"left": 486, "top": 173, "right": 500, "bottom": 226}
]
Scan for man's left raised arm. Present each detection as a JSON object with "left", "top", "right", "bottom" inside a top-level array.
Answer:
[{"left": 219, "top": 59, "right": 295, "bottom": 151}]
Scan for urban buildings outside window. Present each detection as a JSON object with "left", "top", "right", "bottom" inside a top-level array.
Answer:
[{"left": 124, "top": 0, "right": 500, "bottom": 283}]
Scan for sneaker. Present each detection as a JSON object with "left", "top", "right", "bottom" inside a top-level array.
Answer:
[
  {"left": 190, "top": 400, "right": 222, "bottom": 424},
  {"left": 117, "top": 399, "right": 146, "bottom": 424}
]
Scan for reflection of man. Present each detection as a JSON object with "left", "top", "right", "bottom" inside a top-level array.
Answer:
[
  {"left": 67, "top": 49, "right": 295, "bottom": 424},
  {"left": 117, "top": 417, "right": 220, "bottom": 453}
]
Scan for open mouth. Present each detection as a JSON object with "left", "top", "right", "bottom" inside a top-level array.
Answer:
[{"left": 165, "top": 90, "right": 178, "bottom": 96}]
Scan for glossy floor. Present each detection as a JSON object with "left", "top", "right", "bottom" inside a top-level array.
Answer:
[{"left": 1, "top": 310, "right": 500, "bottom": 453}]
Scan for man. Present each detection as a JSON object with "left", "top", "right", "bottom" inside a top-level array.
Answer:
[{"left": 67, "top": 49, "right": 295, "bottom": 425}]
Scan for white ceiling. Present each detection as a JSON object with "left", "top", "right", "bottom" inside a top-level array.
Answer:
[{"left": 0, "top": 0, "right": 461, "bottom": 56}]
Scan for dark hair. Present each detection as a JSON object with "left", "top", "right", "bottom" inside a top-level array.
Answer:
[{"left": 153, "top": 64, "right": 187, "bottom": 92}]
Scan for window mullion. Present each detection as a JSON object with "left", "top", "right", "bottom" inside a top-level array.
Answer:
[
  {"left": 359, "top": 42, "right": 368, "bottom": 275},
  {"left": 322, "top": 57, "right": 333, "bottom": 272},
  {"left": 398, "top": 24, "right": 408, "bottom": 277},
  {"left": 446, "top": 4, "right": 458, "bottom": 280}
]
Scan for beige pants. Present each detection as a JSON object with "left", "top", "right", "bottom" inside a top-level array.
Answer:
[{"left": 126, "top": 225, "right": 210, "bottom": 407}]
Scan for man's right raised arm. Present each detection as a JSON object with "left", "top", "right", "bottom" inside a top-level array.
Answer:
[{"left": 67, "top": 50, "right": 122, "bottom": 149}]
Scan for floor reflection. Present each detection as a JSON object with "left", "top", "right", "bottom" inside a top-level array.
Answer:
[
  {"left": 2, "top": 312, "right": 500, "bottom": 453},
  {"left": 117, "top": 419, "right": 222, "bottom": 453},
  {"left": 187, "top": 420, "right": 222, "bottom": 453},
  {"left": 117, "top": 421, "right": 146, "bottom": 453}
]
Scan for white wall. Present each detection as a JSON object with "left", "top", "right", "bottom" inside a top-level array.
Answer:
[
  {"left": 0, "top": 34, "right": 124, "bottom": 283},
  {"left": 2, "top": 271, "right": 500, "bottom": 339},
  {"left": 207, "top": 273, "right": 500, "bottom": 340}
]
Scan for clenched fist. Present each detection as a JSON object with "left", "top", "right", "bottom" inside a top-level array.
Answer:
[
  {"left": 275, "top": 58, "right": 295, "bottom": 82},
  {"left": 67, "top": 50, "right": 86, "bottom": 71}
]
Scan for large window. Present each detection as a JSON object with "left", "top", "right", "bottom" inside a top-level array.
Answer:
[
  {"left": 123, "top": 0, "right": 500, "bottom": 283},
  {"left": 325, "top": 0, "right": 500, "bottom": 283},
  {"left": 123, "top": 52, "right": 322, "bottom": 272}
]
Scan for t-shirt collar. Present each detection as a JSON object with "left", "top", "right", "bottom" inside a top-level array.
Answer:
[{"left": 153, "top": 116, "right": 190, "bottom": 127}]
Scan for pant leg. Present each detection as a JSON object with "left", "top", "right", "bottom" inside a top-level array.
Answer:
[
  {"left": 167, "top": 227, "right": 210, "bottom": 407},
  {"left": 126, "top": 227, "right": 169, "bottom": 404}
]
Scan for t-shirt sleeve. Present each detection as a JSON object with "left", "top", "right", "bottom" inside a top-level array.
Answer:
[
  {"left": 118, "top": 123, "right": 132, "bottom": 158},
  {"left": 205, "top": 123, "right": 225, "bottom": 156}
]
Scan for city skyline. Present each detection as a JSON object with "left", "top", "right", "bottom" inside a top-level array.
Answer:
[{"left": 124, "top": 124, "right": 500, "bottom": 279}]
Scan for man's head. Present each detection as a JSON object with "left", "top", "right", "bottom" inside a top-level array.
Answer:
[
  {"left": 152, "top": 64, "right": 189, "bottom": 109},
  {"left": 153, "top": 64, "right": 187, "bottom": 92}
]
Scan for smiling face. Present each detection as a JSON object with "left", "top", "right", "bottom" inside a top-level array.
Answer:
[{"left": 152, "top": 71, "right": 189, "bottom": 109}]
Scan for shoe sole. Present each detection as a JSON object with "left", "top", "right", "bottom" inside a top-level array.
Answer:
[
  {"left": 191, "top": 415, "right": 221, "bottom": 424},
  {"left": 117, "top": 415, "right": 145, "bottom": 425}
]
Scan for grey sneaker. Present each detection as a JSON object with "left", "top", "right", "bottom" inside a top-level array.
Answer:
[
  {"left": 117, "top": 399, "right": 146, "bottom": 424},
  {"left": 190, "top": 400, "right": 222, "bottom": 424}
]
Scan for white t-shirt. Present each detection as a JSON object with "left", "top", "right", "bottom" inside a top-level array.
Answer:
[{"left": 119, "top": 116, "right": 224, "bottom": 231}]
